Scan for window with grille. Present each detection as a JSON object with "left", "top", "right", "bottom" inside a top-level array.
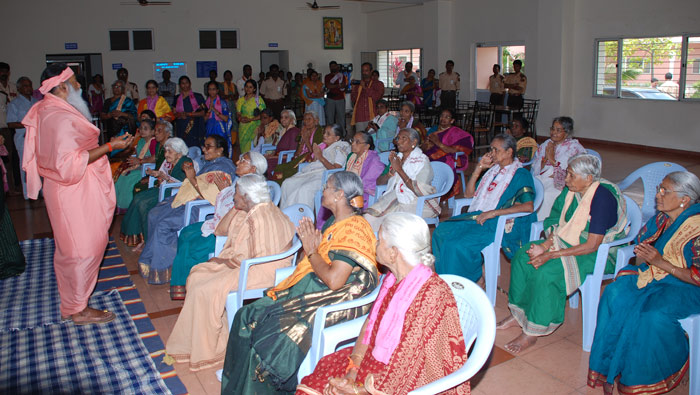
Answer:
[
  {"left": 377, "top": 49, "right": 422, "bottom": 88},
  {"left": 199, "top": 29, "right": 239, "bottom": 50},
  {"left": 109, "top": 29, "right": 153, "bottom": 51}
]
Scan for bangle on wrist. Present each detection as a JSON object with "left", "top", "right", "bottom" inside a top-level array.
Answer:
[{"left": 106, "top": 142, "right": 113, "bottom": 152}]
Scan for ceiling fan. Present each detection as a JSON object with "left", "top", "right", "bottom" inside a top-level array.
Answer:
[
  {"left": 303, "top": 0, "right": 340, "bottom": 10},
  {"left": 120, "top": 0, "right": 171, "bottom": 6}
]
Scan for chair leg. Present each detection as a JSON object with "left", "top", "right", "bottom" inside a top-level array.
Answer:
[
  {"left": 580, "top": 282, "right": 601, "bottom": 352},
  {"left": 569, "top": 292, "right": 579, "bottom": 309},
  {"left": 682, "top": 316, "right": 699, "bottom": 395},
  {"left": 482, "top": 245, "right": 499, "bottom": 306},
  {"left": 225, "top": 292, "right": 238, "bottom": 330}
]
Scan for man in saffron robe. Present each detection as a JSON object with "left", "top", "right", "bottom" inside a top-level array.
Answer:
[{"left": 22, "top": 63, "right": 133, "bottom": 325}]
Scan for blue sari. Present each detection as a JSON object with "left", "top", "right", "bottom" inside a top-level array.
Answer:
[
  {"left": 204, "top": 96, "right": 232, "bottom": 155},
  {"left": 137, "top": 156, "right": 237, "bottom": 284},
  {"left": 588, "top": 203, "right": 700, "bottom": 394},
  {"left": 432, "top": 168, "right": 536, "bottom": 282}
]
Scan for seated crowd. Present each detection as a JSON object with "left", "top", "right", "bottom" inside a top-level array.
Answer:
[{"left": 21, "top": 59, "right": 696, "bottom": 395}]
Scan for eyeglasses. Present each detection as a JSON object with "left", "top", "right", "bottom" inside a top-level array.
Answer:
[
  {"left": 489, "top": 146, "right": 502, "bottom": 152},
  {"left": 550, "top": 127, "right": 566, "bottom": 134},
  {"left": 202, "top": 144, "right": 216, "bottom": 150},
  {"left": 656, "top": 185, "right": 680, "bottom": 197},
  {"left": 238, "top": 155, "right": 251, "bottom": 164}
]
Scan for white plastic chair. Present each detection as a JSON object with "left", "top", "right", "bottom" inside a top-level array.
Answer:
[
  {"left": 617, "top": 162, "right": 687, "bottom": 223},
  {"left": 616, "top": 247, "right": 698, "bottom": 395},
  {"left": 585, "top": 148, "right": 602, "bottom": 162},
  {"left": 297, "top": 274, "right": 496, "bottom": 394},
  {"left": 366, "top": 152, "right": 392, "bottom": 207},
  {"left": 223, "top": 203, "right": 315, "bottom": 328},
  {"left": 188, "top": 146, "right": 202, "bottom": 161},
  {"left": 451, "top": 178, "right": 543, "bottom": 305},
  {"left": 141, "top": 162, "right": 155, "bottom": 177},
  {"left": 454, "top": 151, "right": 469, "bottom": 195},
  {"left": 531, "top": 195, "right": 642, "bottom": 351},
  {"left": 277, "top": 150, "right": 296, "bottom": 165},
  {"left": 155, "top": 181, "right": 182, "bottom": 202}
]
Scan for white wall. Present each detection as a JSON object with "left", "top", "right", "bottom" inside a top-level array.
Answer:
[
  {"left": 365, "top": 0, "right": 700, "bottom": 151},
  {"left": 1, "top": 0, "right": 367, "bottom": 94}
]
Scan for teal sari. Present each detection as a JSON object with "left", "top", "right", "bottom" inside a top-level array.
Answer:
[
  {"left": 588, "top": 204, "right": 700, "bottom": 393},
  {"left": 119, "top": 156, "right": 190, "bottom": 246},
  {"left": 432, "top": 168, "right": 536, "bottom": 282}
]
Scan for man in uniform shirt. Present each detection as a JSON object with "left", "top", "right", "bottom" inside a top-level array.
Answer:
[
  {"left": 158, "top": 69, "right": 177, "bottom": 107},
  {"left": 504, "top": 59, "right": 527, "bottom": 109},
  {"left": 488, "top": 64, "right": 505, "bottom": 106},
  {"left": 259, "top": 64, "right": 286, "bottom": 120},
  {"left": 236, "top": 64, "right": 253, "bottom": 97},
  {"left": 7, "top": 77, "right": 38, "bottom": 199},
  {"left": 324, "top": 61, "right": 348, "bottom": 134},
  {"left": 114, "top": 68, "right": 139, "bottom": 102},
  {"left": 438, "top": 60, "right": 460, "bottom": 110}
]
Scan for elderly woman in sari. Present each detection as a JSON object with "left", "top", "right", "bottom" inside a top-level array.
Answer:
[
  {"left": 531, "top": 116, "right": 585, "bottom": 220},
  {"left": 137, "top": 135, "right": 236, "bottom": 284},
  {"left": 137, "top": 79, "right": 174, "bottom": 121},
  {"left": 166, "top": 174, "right": 296, "bottom": 372},
  {"left": 297, "top": 212, "right": 469, "bottom": 395},
  {"left": 588, "top": 171, "right": 700, "bottom": 395},
  {"left": 173, "top": 76, "right": 206, "bottom": 147},
  {"left": 400, "top": 75, "right": 423, "bottom": 109},
  {"left": 203, "top": 81, "right": 232, "bottom": 154},
  {"left": 302, "top": 70, "right": 326, "bottom": 126},
  {"left": 100, "top": 80, "right": 137, "bottom": 141},
  {"left": 236, "top": 79, "right": 266, "bottom": 154},
  {"left": 433, "top": 133, "right": 536, "bottom": 283},
  {"left": 119, "top": 137, "right": 191, "bottom": 248},
  {"left": 364, "top": 128, "right": 439, "bottom": 232},
  {"left": 273, "top": 111, "right": 324, "bottom": 184},
  {"left": 498, "top": 153, "right": 628, "bottom": 354},
  {"left": 169, "top": 151, "right": 267, "bottom": 300},
  {"left": 506, "top": 117, "right": 538, "bottom": 163},
  {"left": 251, "top": 108, "right": 284, "bottom": 153},
  {"left": 396, "top": 101, "right": 428, "bottom": 144},
  {"left": 131, "top": 119, "right": 172, "bottom": 197},
  {"left": 280, "top": 123, "right": 351, "bottom": 209},
  {"left": 422, "top": 108, "right": 474, "bottom": 200},
  {"left": 265, "top": 109, "right": 301, "bottom": 176},
  {"left": 221, "top": 171, "right": 379, "bottom": 394},
  {"left": 366, "top": 99, "right": 399, "bottom": 152},
  {"left": 317, "top": 131, "right": 387, "bottom": 229},
  {"left": 114, "top": 118, "right": 157, "bottom": 210}
]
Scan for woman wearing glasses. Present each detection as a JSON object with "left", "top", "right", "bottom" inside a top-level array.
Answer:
[
  {"left": 530, "top": 117, "right": 586, "bottom": 220},
  {"left": 432, "top": 133, "right": 537, "bottom": 283},
  {"left": 588, "top": 171, "right": 700, "bottom": 395},
  {"left": 498, "top": 153, "right": 629, "bottom": 355}
]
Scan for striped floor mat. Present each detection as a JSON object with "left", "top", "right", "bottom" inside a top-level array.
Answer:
[{"left": 0, "top": 238, "right": 187, "bottom": 394}]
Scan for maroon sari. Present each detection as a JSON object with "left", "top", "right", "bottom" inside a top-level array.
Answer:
[
  {"left": 424, "top": 126, "right": 474, "bottom": 199},
  {"left": 266, "top": 126, "right": 301, "bottom": 177}
]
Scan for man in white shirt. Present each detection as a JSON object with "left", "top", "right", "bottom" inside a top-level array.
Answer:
[
  {"left": 7, "top": 77, "right": 38, "bottom": 199},
  {"left": 259, "top": 64, "right": 286, "bottom": 119},
  {"left": 236, "top": 64, "right": 253, "bottom": 97},
  {"left": 113, "top": 68, "right": 139, "bottom": 101},
  {"left": 395, "top": 61, "right": 418, "bottom": 92},
  {"left": 658, "top": 72, "right": 679, "bottom": 98}
]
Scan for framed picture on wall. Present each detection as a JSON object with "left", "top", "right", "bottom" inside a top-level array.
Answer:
[{"left": 323, "top": 17, "right": 343, "bottom": 50}]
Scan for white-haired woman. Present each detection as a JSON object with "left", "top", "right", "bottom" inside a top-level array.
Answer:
[
  {"left": 170, "top": 151, "right": 268, "bottom": 299},
  {"left": 364, "top": 128, "right": 439, "bottom": 232},
  {"left": 297, "top": 212, "right": 469, "bottom": 395},
  {"left": 588, "top": 171, "right": 700, "bottom": 395},
  {"left": 280, "top": 123, "right": 351, "bottom": 209},
  {"left": 120, "top": 137, "right": 191, "bottom": 248},
  {"left": 166, "top": 173, "right": 296, "bottom": 372},
  {"left": 272, "top": 110, "right": 324, "bottom": 183},
  {"left": 531, "top": 116, "right": 586, "bottom": 220},
  {"left": 265, "top": 109, "right": 301, "bottom": 176},
  {"left": 498, "top": 154, "right": 629, "bottom": 354},
  {"left": 221, "top": 171, "right": 379, "bottom": 393}
]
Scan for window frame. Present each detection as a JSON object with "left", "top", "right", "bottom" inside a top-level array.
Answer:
[
  {"left": 108, "top": 29, "right": 154, "bottom": 52},
  {"left": 593, "top": 34, "right": 699, "bottom": 102},
  {"left": 198, "top": 29, "right": 240, "bottom": 50},
  {"left": 376, "top": 48, "right": 423, "bottom": 88}
]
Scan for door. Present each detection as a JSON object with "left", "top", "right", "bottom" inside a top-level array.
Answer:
[{"left": 260, "top": 50, "right": 289, "bottom": 74}]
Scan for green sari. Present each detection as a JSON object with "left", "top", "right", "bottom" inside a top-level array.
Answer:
[
  {"left": 221, "top": 215, "right": 379, "bottom": 394},
  {"left": 0, "top": 190, "right": 25, "bottom": 279},
  {"left": 114, "top": 138, "right": 153, "bottom": 209},
  {"left": 119, "top": 155, "right": 190, "bottom": 246},
  {"left": 133, "top": 142, "right": 165, "bottom": 195},
  {"left": 508, "top": 180, "right": 628, "bottom": 336},
  {"left": 271, "top": 126, "right": 323, "bottom": 185},
  {"left": 236, "top": 96, "right": 266, "bottom": 153}
]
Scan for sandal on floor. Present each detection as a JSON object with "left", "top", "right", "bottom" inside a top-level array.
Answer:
[
  {"left": 170, "top": 286, "right": 186, "bottom": 301},
  {"left": 71, "top": 309, "right": 116, "bottom": 326}
]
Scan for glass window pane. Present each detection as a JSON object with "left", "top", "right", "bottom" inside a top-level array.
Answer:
[
  {"left": 377, "top": 50, "right": 389, "bottom": 86},
  {"left": 595, "top": 40, "right": 617, "bottom": 96},
  {"left": 220, "top": 30, "right": 238, "bottom": 49},
  {"left": 199, "top": 30, "right": 217, "bottom": 49},
  {"left": 132, "top": 30, "right": 153, "bottom": 51},
  {"left": 109, "top": 30, "right": 130, "bottom": 51},
  {"left": 620, "top": 36, "right": 681, "bottom": 100},
  {"left": 684, "top": 36, "right": 700, "bottom": 99},
  {"left": 502, "top": 45, "right": 525, "bottom": 74},
  {"left": 476, "top": 46, "right": 499, "bottom": 91}
]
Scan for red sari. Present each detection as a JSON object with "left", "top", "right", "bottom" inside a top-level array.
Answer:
[{"left": 296, "top": 274, "right": 470, "bottom": 395}]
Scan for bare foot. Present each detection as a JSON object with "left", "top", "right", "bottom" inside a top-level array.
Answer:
[
  {"left": 496, "top": 315, "right": 519, "bottom": 330},
  {"left": 504, "top": 332, "right": 537, "bottom": 354},
  {"left": 132, "top": 242, "right": 145, "bottom": 254}
]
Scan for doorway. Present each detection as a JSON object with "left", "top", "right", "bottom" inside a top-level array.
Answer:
[
  {"left": 260, "top": 50, "right": 289, "bottom": 75},
  {"left": 46, "top": 53, "right": 103, "bottom": 91}
]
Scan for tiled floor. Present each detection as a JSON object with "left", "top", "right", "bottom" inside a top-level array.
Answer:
[{"left": 7, "top": 143, "right": 697, "bottom": 395}]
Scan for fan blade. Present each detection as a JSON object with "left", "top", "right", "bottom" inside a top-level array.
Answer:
[
  {"left": 318, "top": 6, "right": 340, "bottom": 9},
  {"left": 306, "top": 2, "right": 315, "bottom": 7}
]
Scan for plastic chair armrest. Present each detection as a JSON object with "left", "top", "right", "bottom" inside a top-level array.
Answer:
[
  {"left": 197, "top": 205, "right": 216, "bottom": 222},
  {"left": 159, "top": 181, "right": 182, "bottom": 202},
  {"left": 278, "top": 150, "right": 296, "bottom": 165},
  {"left": 184, "top": 199, "right": 213, "bottom": 226},
  {"left": 530, "top": 221, "right": 544, "bottom": 241},
  {"left": 615, "top": 245, "right": 636, "bottom": 277},
  {"left": 319, "top": 315, "right": 367, "bottom": 357},
  {"left": 415, "top": 192, "right": 443, "bottom": 218},
  {"left": 453, "top": 197, "right": 473, "bottom": 216},
  {"left": 274, "top": 266, "right": 296, "bottom": 286},
  {"left": 148, "top": 176, "right": 156, "bottom": 189}
]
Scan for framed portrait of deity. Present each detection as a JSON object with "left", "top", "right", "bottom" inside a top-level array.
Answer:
[{"left": 323, "top": 17, "right": 343, "bottom": 50}]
